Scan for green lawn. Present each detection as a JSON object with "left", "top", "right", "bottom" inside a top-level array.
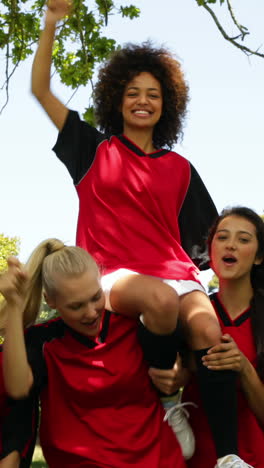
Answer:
[
  {"left": 31, "top": 462, "right": 47, "bottom": 468},
  {"left": 31, "top": 446, "right": 47, "bottom": 468}
]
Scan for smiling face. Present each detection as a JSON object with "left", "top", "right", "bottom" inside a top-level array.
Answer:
[
  {"left": 46, "top": 268, "right": 105, "bottom": 337},
  {"left": 121, "top": 72, "right": 163, "bottom": 134},
  {"left": 210, "top": 215, "right": 263, "bottom": 282}
]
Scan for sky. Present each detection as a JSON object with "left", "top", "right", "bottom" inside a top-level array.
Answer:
[{"left": 1, "top": 0, "right": 264, "bottom": 286}]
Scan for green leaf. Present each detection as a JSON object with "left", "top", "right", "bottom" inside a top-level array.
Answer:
[
  {"left": 120, "top": 5, "right": 140, "bottom": 19},
  {"left": 83, "top": 106, "right": 96, "bottom": 126},
  {"left": 0, "top": 0, "right": 140, "bottom": 94},
  {"left": 0, "top": 234, "right": 20, "bottom": 272}
]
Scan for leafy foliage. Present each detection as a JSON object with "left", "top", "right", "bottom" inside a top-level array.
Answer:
[
  {"left": 0, "top": 234, "right": 55, "bottom": 341},
  {"left": 1, "top": 0, "right": 263, "bottom": 114},
  {"left": 0, "top": 234, "right": 20, "bottom": 342},
  {"left": 196, "top": 0, "right": 225, "bottom": 5},
  {"left": 0, "top": 0, "right": 140, "bottom": 112},
  {"left": 208, "top": 273, "right": 219, "bottom": 293},
  {"left": 0, "top": 233, "right": 20, "bottom": 273},
  {"left": 38, "top": 300, "right": 57, "bottom": 322}
]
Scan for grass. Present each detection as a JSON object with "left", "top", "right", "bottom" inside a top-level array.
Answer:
[
  {"left": 31, "top": 462, "right": 47, "bottom": 468},
  {"left": 31, "top": 446, "right": 47, "bottom": 468}
]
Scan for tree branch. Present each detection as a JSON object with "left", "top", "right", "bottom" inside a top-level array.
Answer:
[
  {"left": 197, "top": 0, "right": 264, "bottom": 58},
  {"left": 0, "top": 51, "right": 22, "bottom": 114},
  {"left": 226, "top": 0, "right": 248, "bottom": 40},
  {"left": 65, "top": 86, "right": 80, "bottom": 106}
]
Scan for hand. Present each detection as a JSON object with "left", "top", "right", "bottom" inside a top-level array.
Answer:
[
  {"left": 202, "top": 334, "right": 246, "bottom": 373},
  {"left": 46, "top": 0, "right": 72, "bottom": 23},
  {"left": 148, "top": 354, "right": 191, "bottom": 395},
  {"left": 0, "top": 257, "right": 28, "bottom": 308}
]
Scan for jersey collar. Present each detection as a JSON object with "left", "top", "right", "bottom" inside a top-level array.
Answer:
[
  {"left": 118, "top": 134, "right": 169, "bottom": 158},
  {"left": 210, "top": 292, "right": 252, "bottom": 327}
]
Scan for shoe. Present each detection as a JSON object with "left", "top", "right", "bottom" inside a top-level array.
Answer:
[
  {"left": 163, "top": 392, "right": 197, "bottom": 460},
  {"left": 215, "top": 454, "right": 254, "bottom": 468}
]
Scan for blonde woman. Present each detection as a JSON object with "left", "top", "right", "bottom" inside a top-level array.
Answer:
[{"left": 1, "top": 239, "right": 186, "bottom": 468}]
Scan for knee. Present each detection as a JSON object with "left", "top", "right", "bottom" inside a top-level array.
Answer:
[
  {"left": 189, "top": 317, "right": 222, "bottom": 349},
  {"left": 153, "top": 285, "right": 178, "bottom": 314},
  {"left": 200, "top": 321, "right": 222, "bottom": 346},
  {"left": 144, "top": 286, "right": 179, "bottom": 333}
]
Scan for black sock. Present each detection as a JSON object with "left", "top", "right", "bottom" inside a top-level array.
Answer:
[
  {"left": 194, "top": 348, "right": 238, "bottom": 458},
  {"left": 138, "top": 320, "right": 185, "bottom": 397},
  {"left": 138, "top": 319, "right": 183, "bottom": 369}
]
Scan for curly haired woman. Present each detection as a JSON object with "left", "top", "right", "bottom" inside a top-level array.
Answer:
[{"left": 30, "top": 1, "right": 251, "bottom": 466}]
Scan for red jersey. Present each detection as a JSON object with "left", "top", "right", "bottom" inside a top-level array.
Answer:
[
  {"left": 26, "top": 313, "right": 186, "bottom": 468},
  {"left": 53, "top": 111, "right": 217, "bottom": 279},
  {"left": 183, "top": 293, "right": 264, "bottom": 468}
]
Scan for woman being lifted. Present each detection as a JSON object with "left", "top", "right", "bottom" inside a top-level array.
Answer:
[{"left": 31, "top": 1, "right": 250, "bottom": 466}]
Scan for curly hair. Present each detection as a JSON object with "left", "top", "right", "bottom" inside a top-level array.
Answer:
[
  {"left": 93, "top": 42, "right": 189, "bottom": 149},
  {"left": 208, "top": 206, "right": 264, "bottom": 379}
]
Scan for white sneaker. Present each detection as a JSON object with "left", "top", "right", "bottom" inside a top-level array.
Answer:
[
  {"left": 215, "top": 454, "right": 254, "bottom": 468},
  {"left": 163, "top": 393, "right": 197, "bottom": 460}
]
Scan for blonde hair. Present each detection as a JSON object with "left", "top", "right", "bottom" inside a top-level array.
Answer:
[{"left": 0, "top": 239, "right": 99, "bottom": 331}]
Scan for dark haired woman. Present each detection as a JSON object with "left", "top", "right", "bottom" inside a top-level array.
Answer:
[
  {"left": 186, "top": 207, "right": 264, "bottom": 468},
  {"left": 152, "top": 207, "right": 264, "bottom": 467},
  {"left": 30, "top": 1, "right": 249, "bottom": 466}
]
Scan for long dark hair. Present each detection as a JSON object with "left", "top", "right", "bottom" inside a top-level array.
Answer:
[{"left": 208, "top": 206, "right": 264, "bottom": 379}]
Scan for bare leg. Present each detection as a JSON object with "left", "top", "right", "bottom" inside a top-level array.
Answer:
[
  {"left": 0, "top": 451, "right": 20, "bottom": 468},
  {"left": 110, "top": 274, "right": 179, "bottom": 333},
  {"left": 109, "top": 274, "right": 181, "bottom": 372},
  {"left": 179, "top": 290, "right": 221, "bottom": 348}
]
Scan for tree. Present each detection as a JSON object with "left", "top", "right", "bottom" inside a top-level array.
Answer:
[
  {"left": 0, "top": 0, "right": 140, "bottom": 114},
  {"left": 196, "top": 1, "right": 264, "bottom": 60},
  {"left": 0, "top": 234, "right": 20, "bottom": 342},
  {"left": 207, "top": 273, "right": 219, "bottom": 293},
  {"left": 0, "top": 233, "right": 20, "bottom": 272},
  {"left": 1, "top": 1, "right": 263, "bottom": 114},
  {"left": 0, "top": 234, "right": 55, "bottom": 336},
  {"left": 39, "top": 300, "right": 57, "bottom": 322}
]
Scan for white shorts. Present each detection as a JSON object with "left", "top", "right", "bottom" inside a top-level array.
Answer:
[{"left": 101, "top": 268, "right": 206, "bottom": 297}]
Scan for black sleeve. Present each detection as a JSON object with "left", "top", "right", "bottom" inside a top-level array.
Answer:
[
  {"left": 0, "top": 320, "right": 64, "bottom": 466},
  {"left": 52, "top": 110, "right": 107, "bottom": 185},
  {"left": 24, "top": 325, "right": 48, "bottom": 392},
  {"left": 25, "top": 319, "right": 66, "bottom": 391},
  {"left": 178, "top": 163, "right": 218, "bottom": 270},
  {"left": 1, "top": 395, "right": 39, "bottom": 468}
]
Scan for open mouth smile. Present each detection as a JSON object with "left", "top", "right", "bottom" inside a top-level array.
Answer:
[
  {"left": 222, "top": 255, "right": 237, "bottom": 265},
  {"left": 132, "top": 109, "right": 152, "bottom": 116},
  {"left": 80, "top": 316, "right": 100, "bottom": 328}
]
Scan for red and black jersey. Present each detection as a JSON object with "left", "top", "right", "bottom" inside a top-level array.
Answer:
[
  {"left": 0, "top": 348, "right": 39, "bottom": 468},
  {"left": 53, "top": 110, "right": 217, "bottom": 279},
  {"left": 25, "top": 313, "right": 186, "bottom": 468},
  {"left": 184, "top": 293, "right": 264, "bottom": 468}
]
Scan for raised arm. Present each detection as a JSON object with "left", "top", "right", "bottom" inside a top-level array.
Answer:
[
  {"left": 31, "top": 0, "right": 72, "bottom": 131},
  {"left": 1, "top": 258, "right": 34, "bottom": 398}
]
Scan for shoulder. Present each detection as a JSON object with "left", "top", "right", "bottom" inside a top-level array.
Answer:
[
  {"left": 61, "top": 109, "right": 107, "bottom": 143},
  {"left": 166, "top": 148, "right": 190, "bottom": 165},
  {"left": 25, "top": 318, "right": 65, "bottom": 345}
]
